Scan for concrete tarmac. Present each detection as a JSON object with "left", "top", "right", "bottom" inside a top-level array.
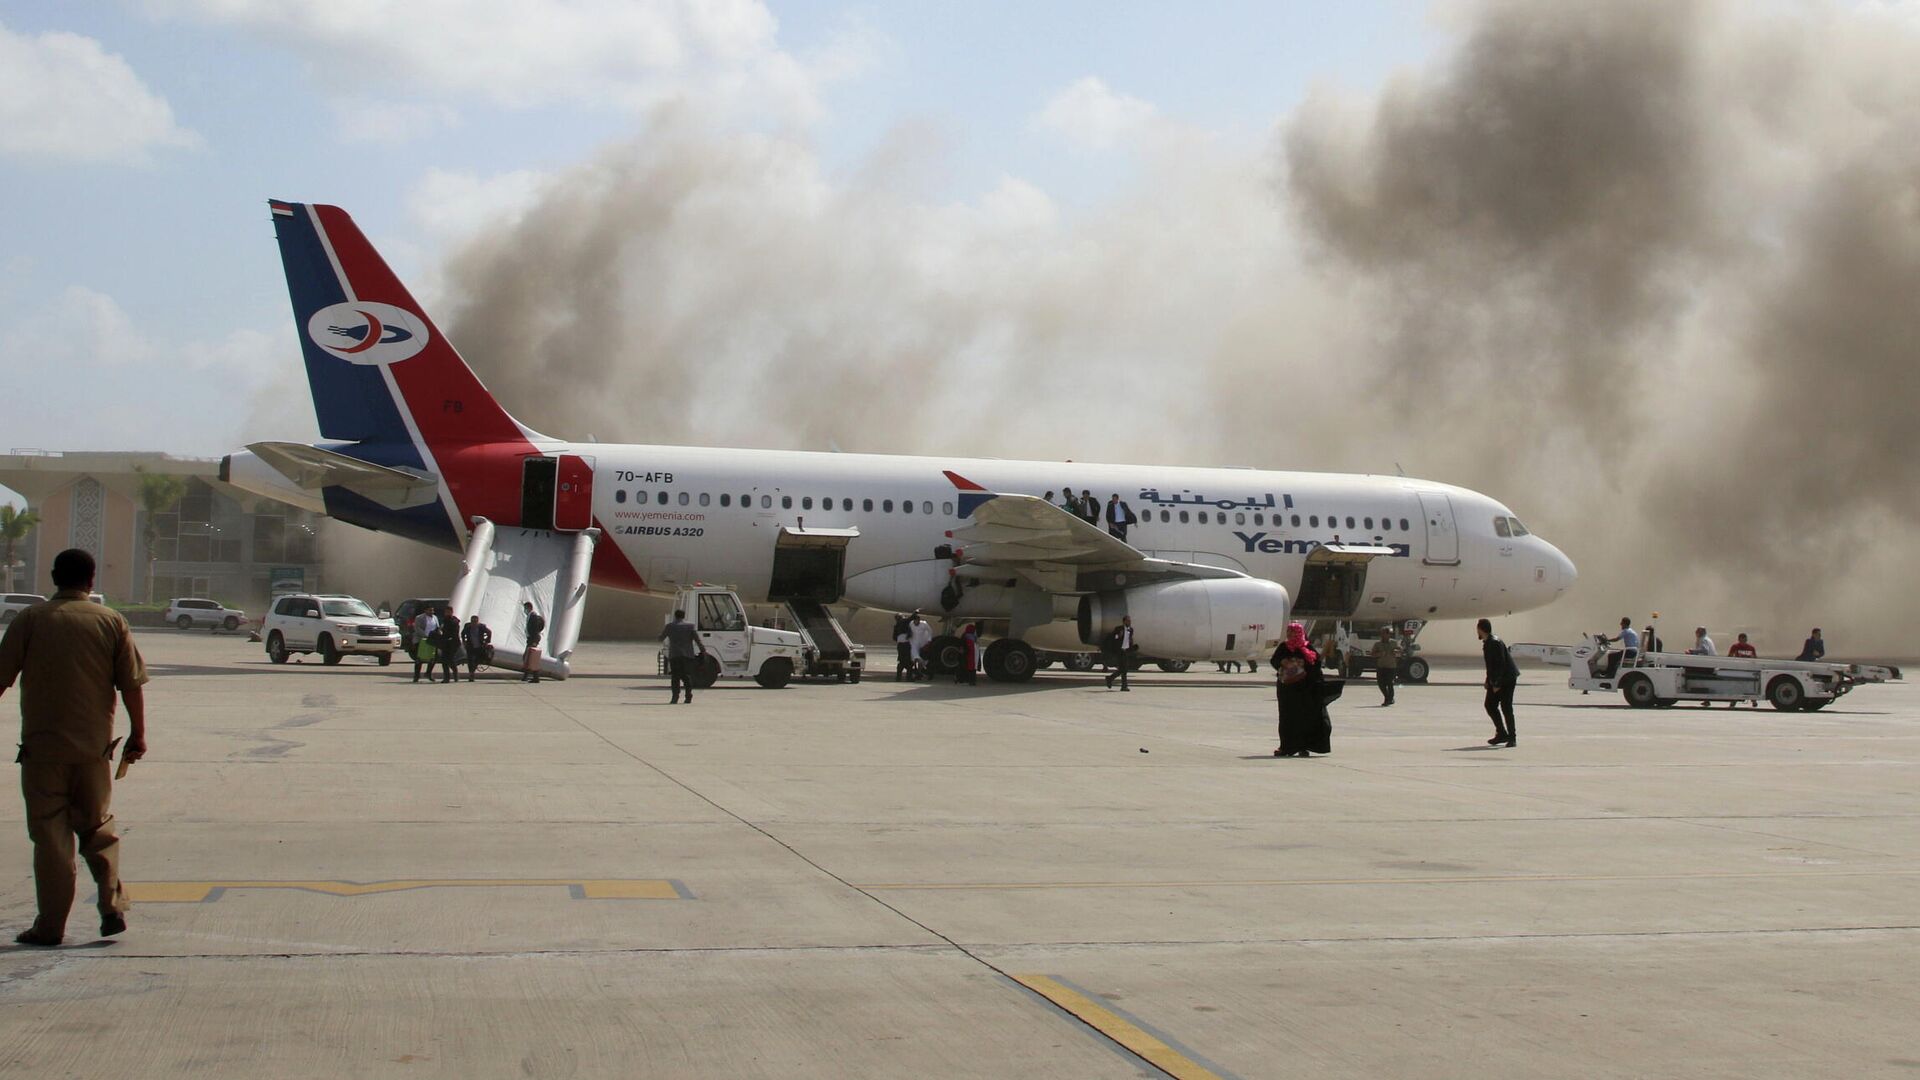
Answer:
[{"left": 3, "top": 633, "right": 1917, "bottom": 1078}]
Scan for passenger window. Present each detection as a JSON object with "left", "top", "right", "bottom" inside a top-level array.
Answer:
[
  {"left": 942, "top": 501, "right": 953, "bottom": 516},
  {"left": 760, "top": 495, "right": 771, "bottom": 509},
  {"left": 883, "top": 499, "right": 894, "bottom": 512},
  {"left": 922, "top": 501, "right": 933, "bottom": 515},
  {"left": 678, "top": 492, "right": 690, "bottom": 506},
  {"left": 904, "top": 501, "right": 915, "bottom": 514},
  {"left": 1179, "top": 510, "right": 1189, "bottom": 523},
  {"left": 842, "top": 498, "right": 853, "bottom": 511},
  {"left": 802, "top": 497, "right": 813, "bottom": 510},
  {"left": 863, "top": 499, "right": 873, "bottom": 512},
  {"left": 1237, "top": 512, "right": 1247, "bottom": 525},
  {"left": 1399, "top": 518, "right": 1410, "bottom": 531},
  {"left": 698, "top": 493, "right": 710, "bottom": 507},
  {"left": 1345, "top": 516, "right": 1355, "bottom": 529},
  {"left": 719, "top": 494, "right": 730, "bottom": 507},
  {"left": 656, "top": 491, "right": 667, "bottom": 504},
  {"left": 1292, "top": 514, "right": 1302, "bottom": 527},
  {"left": 615, "top": 490, "right": 627, "bottom": 504},
  {"left": 1310, "top": 515, "right": 1319, "bottom": 527},
  {"left": 781, "top": 496, "right": 792, "bottom": 509},
  {"left": 1494, "top": 517, "right": 1511, "bottom": 538},
  {"left": 1160, "top": 509, "right": 1170, "bottom": 523},
  {"left": 1364, "top": 517, "right": 1374, "bottom": 529}
]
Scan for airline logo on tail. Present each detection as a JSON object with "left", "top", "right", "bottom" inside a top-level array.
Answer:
[{"left": 306, "top": 301, "right": 430, "bottom": 365}]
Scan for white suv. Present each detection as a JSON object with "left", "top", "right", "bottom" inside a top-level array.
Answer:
[
  {"left": 1, "top": 593, "right": 46, "bottom": 624},
  {"left": 263, "top": 593, "right": 400, "bottom": 666},
  {"left": 166, "top": 597, "right": 246, "bottom": 631}
]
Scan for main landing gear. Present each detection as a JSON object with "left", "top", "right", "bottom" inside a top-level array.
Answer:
[{"left": 922, "top": 635, "right": 1040, "bottom": 682}]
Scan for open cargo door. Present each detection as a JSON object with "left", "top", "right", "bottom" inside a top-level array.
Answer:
[
  {"left": 768, "top": 526, "right": 858, "bottom": 603},
  {"left": 1294, "top": 543, "right": 1397, "bottom": 619}
]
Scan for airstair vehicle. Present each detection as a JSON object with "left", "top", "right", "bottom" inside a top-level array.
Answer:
[
  {"left": 448, "top": 517, "right": 598, "bottom": 679},
  {"left": 1511, "top": 635, "right": 1901, "bottom": 710}
]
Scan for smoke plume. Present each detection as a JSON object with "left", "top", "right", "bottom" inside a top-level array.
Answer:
[{"left": 386, "top": 0, "right": 1920, "bottom": 655}]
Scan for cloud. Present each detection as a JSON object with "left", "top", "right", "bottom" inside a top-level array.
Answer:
[
  {"left": 330, "top": 98, "right": 462, "bottom": 144},
  {"left": 1031, "top": 76, "right": 1159, "bottom": 150},
  {"left": 147, "top": 0, "right": 877, "bottom": 128},
  {"left": 0, "top": 20, "right": 198, "bottom": 165}
]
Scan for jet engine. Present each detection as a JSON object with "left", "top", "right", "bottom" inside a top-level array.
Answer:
[{"left": 1078, "top": 577, "right": 1290, "bottom": 660}]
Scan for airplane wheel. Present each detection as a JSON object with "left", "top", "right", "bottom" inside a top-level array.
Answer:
[
  {"left": 1767, "top": 676, "right": 1805, "bottom": 711},
  {"left": 267, "top": 632, "right": 289, "bottom": 665},
  {"left": 1620, "top": 674, "right": 1658, "bottom": 708},
  {"left": 693, "top": 654, "right": 722, "bottom": 689},
  {"left": 755, "top": 658, "right": 792, "bottom": 689},
  {"left": 983, "top": 639, "right": 1037, "bottom": 683},
  {"left": 1403, "top": 657, "right": 1430, "bottom": 683},
  {"left": 1062, "top": 653, "right": 1096, "bottom": 672},
  {"left": 1156, "top": 659, "right": 1192, "bottom": 673},
  {"left": 925, "top": 635, "right": 965, "bottom": 676}
]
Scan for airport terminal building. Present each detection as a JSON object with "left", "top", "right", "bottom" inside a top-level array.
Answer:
[{"left": 0, "top": 450, "right": 327, "bottom": 607}]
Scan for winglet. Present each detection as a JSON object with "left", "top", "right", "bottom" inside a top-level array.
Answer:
[{"left": 943, "top": 470, "right": 995, "bottom": 518}]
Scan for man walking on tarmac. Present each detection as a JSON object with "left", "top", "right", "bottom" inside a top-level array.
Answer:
[
  {"left": 1479, "top": 617, "right": 1519, "bottom": 747},
  {"left": 521, "top": 601, "right": 546, "bottom": 683},
  {"left": 1371, "top": 628, "right": 1401, "bottom": 706},
  {"left": 663, "top": 608, "right": 708, "bottom": 704},
  {"left": 0, "top": 549, "right": 147, "bottom": 946},
  {"left": 1105, "top": 616, "right": 1139, "bottom": 691}
]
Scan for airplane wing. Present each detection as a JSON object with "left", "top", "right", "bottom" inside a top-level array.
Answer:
[
  {"left": 942, "top": 471, "right": 1244, "bottom": 593},
  {"left": 247, "top": 441, "right": 442, "bottom": 510}
]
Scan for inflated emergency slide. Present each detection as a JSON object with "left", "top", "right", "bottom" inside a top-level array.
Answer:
[{"left": 449, "top": 517, "right": 599, "bottom": 679}]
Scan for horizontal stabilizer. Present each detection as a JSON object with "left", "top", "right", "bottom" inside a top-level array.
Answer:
[{"left": 247, "top": 441, "right": 441, "bottom": 510}]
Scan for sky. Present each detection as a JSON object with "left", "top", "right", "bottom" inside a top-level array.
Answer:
[
  {"left": 5, "top": 0, "right": 1919, "bottom": 654},
  {"left": 0, "top": 0, "right": 1434, "bottom": 466}
]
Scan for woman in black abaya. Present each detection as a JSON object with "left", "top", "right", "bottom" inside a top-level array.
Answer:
[{"left": 1273, "top": 622, "right": 1332, "bottom": 757}]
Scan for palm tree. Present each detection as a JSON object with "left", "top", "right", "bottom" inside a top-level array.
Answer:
[
  {"left": 0, "top": 504, "right": 39, "bottom": 593},
  {"left": 137, "top": 471, "right": 188, "bottom": 604}
]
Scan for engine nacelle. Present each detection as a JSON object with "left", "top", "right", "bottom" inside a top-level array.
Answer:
[{"left": 1078, "top": 578, "right": 1290, "bottom": 661}]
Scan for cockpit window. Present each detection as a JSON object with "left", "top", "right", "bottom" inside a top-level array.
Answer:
[
  {"left": 1494, "top": 517, "right": 1512, "bottom": 538},
  {"left": 1509, "top": 517, "right": 1529, "bottom": 537}
]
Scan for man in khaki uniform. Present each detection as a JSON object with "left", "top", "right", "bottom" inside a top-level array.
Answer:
[
  {"left": 1370, "top": 628, "right": 1401, "bottom": 706},
  {"left": 0, "top": 548, "right": 148, "bottom": 946}
]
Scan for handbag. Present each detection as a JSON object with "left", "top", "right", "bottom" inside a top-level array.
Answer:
[{"left": 417, "top": 640, "right": 437, "bottom": 662}]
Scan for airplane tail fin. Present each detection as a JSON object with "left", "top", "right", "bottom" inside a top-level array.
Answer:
[{"left": 268, "top": 200, "right": 544, "bottom": 451}]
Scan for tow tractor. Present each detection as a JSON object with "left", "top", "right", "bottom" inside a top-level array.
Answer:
[
  {"left": 658, "top": 586, "right": 865, "bottom": 689},
  {"left": 1511, "top": 634, "right": 1901, "bottom": 711}
]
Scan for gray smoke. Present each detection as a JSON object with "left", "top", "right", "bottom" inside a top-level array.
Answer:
[{"left": 392, "top": 0, "right": 1920, "bottom": 655}]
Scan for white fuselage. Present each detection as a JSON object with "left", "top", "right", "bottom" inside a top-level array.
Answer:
[{"left": 559, "top": 443, "right": 1576, "bottom": 624}]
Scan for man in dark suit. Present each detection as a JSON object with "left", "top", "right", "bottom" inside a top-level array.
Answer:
[
  {"left": 1478, "top": 617, "right": 1518, "bottom": 747},
  {"left": 1104, "top": 616, "right": 1139, "bottom": 691},
  {"left": 1105, "top": 493, "right": 1138, "bottom": 542}
]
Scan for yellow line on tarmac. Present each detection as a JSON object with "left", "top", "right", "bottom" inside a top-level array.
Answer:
[
  {"left": 1014, "top": 974, "right": 1224, "bottom": 1080},
  {"left": 127, "top": 879, "right": 685, "bottom": 902},
  {"left": 861, "top": 867, "right": 1920, "bottom": 892}
]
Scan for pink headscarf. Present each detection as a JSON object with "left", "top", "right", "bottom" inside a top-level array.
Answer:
[{"left": 1285, "top": 621, "right": 1318, "bottom": 664}]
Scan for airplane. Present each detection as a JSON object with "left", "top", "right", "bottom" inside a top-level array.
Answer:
[{"left": 223, "top": 201, "right": 1577, "bottom": 681}]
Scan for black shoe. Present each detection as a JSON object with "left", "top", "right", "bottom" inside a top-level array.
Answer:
[
  {"left": 1120, "top": 686, "right": 1130, "bottom": 691},
  {"left": 100, "top": 913, "right": 126, "bottom": 937},
  {"left": 14, "top": 927, "right": 60, "bottom": 947},
  {"left": 670, "top": 697, "right": 679, "bottom": 704},
  {"left": 683, "top": 697, "right": 692, "bottom": 704},
  {"left": 1274, "top": 748, "right": 1286, "bottom": 757},
  {"left": 1488, "top": 735, "right": 1506, "bottom": 746},
  {"left": 1503, "top": 737, "right": 1517, "bottom": 747}
]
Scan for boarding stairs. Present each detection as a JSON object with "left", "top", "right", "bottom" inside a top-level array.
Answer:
[{"left": 449, "top": 517, "right": 599, "bottom": 679}]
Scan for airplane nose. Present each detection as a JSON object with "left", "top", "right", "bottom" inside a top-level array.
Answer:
[{"left": 1551, "top": 543, "right": 1577, "bottom": 591}]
